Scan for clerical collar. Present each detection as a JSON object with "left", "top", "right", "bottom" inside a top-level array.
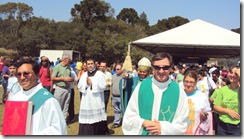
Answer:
[
  {"left": 23, "top": 83, "right": 41, "bottom": 95},
  {"left": 152, "top": 76, "right": 172, "bottom": 89},
  {"left": 88, "top": 68, "right": 97, "bottom": 77}
]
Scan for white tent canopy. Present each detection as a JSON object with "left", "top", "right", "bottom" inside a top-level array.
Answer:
[{"left": 131, "top": 19, "right": 240, "bottom": 59}]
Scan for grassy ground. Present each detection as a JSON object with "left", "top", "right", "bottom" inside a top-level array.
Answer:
[{"left": 0, "top": 85, "right": 123, "bottom": 135}]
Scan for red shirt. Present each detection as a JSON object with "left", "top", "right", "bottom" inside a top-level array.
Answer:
[
  {"left": 39, "top": 66, "right": 51, "bottom": 86},
  {"left": 0, "top": 59, "right": 3, "bottom": 72}
]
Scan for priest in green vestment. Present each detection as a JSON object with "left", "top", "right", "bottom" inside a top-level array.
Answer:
[{"left": 122, "top": 52, "right": 189, "bottom": 135}]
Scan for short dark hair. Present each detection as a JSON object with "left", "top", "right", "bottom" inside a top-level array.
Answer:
[
  {"left": 9, "top": 61, "right": 17, "bottom": 68},
  {"left": 151, "top": 52, "right": 174, "bottom": 67},
  {"left": 196, "top": 68, "right": 205, "bottom": 76},
  {"left": 100, "top": 61, "right": 107, "bottom": 65},
  {"left": 86, "top": 58, "right": 95, "bottom": 64},
  {"left": 212, "top": 69, "right": 219, "bottom": 76},
  {"left": 17, "top": 57, "right": 40, "bottom": 75},
  {"left": 222, "top": 78, "right": 231, "bottom": 85}
]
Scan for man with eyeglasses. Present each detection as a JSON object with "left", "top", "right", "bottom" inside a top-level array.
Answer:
[
  {"left": 122, "top": 52, "right": 189, "bottom": 135},
  {"left": 7, "top": 57, "right": 67, "bottom": 135},
  {"left": 110, "top": 63, "right": 123, "bottom": 129}
]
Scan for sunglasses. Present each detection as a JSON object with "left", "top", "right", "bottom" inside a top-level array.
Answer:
[
  {"left": 152, "top": 65, "right": 171, "bottom": 70},
  {"left": 16, "top": 72, "right": 33, "bottom": 78},
  {"left": 116, "top": 68, "right": 121, "bottom": 70}
]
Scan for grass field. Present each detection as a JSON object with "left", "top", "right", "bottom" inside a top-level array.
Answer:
[{"left": 0, "top": 85, "right": 123, "bottom": 135}]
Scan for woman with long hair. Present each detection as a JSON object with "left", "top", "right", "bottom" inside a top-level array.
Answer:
[{"left": 39, "top": 56, "right": 53, "bottom": 93}]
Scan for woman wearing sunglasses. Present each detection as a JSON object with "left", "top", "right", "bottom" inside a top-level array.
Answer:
[{"left": 39, "top": 56, "right": 53, "bottom": 94}]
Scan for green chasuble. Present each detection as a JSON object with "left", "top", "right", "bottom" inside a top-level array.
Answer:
[
  {"left": 138, "top": 78, "right": 180, "bottom": 135},
  {"left": 120, "top": 77, "right": 139, "bottom": 117},
  {"left": 28, "top": 88, "right": 54, "bottom": 114}
]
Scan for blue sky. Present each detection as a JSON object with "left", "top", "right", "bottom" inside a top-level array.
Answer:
[{"left": 0, "top": 0, "right": 241, "bottom": 30}]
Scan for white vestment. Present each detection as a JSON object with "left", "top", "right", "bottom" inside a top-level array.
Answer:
[
  {"left": 77, "top": 70, "right": 106, "bottom": 124},
  {"left": 8, "top": 83, "right": 67, "bottom": 135},
  {"left": 122, "top": 77, "right": 189, "bottom": 135}
]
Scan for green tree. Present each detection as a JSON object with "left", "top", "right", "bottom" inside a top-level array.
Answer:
[
  {"left": 55, "top": 21, "right": 90, "bottom": 60},
  {"left": 147, "top": 16, "right": 189, "bottom": 35},
  {"left": 165, "top": 16, "right": 189, "bottom": 29},
  {"left": 0, "top": 2, "right": 33, "bottom": 35},
  {"left": 0, "top": 2, "right": 33, "bottom": 55},
  {"left": 18, "top": 17, "right": 57, "bottom": 56},
  {"left": 231, "top": 28, "right": 240, "bottom": 34},
  {"left": 136, "top": 12, "right": 149, "bottom": 28},
  {"left": 70, "top": 0, "right": 113, "bottom": 30},
  {"left": 116, "top": 8, "right": 139, "bottom": 25}
]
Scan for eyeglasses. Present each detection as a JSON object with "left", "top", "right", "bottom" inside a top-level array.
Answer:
[
  {"left": 116, "top": 68, "right": 121, "bottom": 70},
  {"left": 152, "top": 65, "right": 171, "bottom": 71},
  {"left": 183, "top": 80, "right": 196, "bottom": 84},
  {"left": 16, "top": 72, "right": 33, "bottom": 78}
]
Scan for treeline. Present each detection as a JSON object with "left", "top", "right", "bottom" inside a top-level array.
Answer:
[{"left": 0, "top": 0, "right": 240, "bottom": 65}]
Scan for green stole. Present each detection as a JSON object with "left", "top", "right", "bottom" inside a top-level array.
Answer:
[
  {"left": 28, "top": 88, "right": 54, "bottom": 114},
  {"left": 138, "top": 78, "right": 180, "bottom": 135}
]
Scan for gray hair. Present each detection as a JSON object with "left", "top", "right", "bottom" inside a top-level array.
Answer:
[{"left": 61, "top": 53, "right": 71, "bottom": 61}]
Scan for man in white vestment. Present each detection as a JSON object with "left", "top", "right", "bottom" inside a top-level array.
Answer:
[
  {"left": 8, "top": 57, "right": 67, "bottom": 135},
  {"left": 77, "top": 58, "right": 108, "bottom": 135},
  {"left": 122, "top": 52, "right": 189, "bottom": 135}
]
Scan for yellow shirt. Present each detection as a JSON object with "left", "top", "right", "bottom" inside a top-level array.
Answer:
[{"left": 76, "top": 62, "right": 83, "bottom": 70}]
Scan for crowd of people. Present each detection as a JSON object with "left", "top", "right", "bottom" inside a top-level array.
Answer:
[{"left": 0, "top": 52, "right": 241, "bottom": 135}]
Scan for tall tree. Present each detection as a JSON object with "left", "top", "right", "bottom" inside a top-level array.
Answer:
[
  {"left": 0, "top": 2, "right": 33, "bottom": 53},
  {"left": 116, "top": 8, "right": 139, "bottom": 25},
  {"left": 0, "top": 2, "right": 33, "bottom": 35},
  {"left": 0, "top": 2, "right": 33, "bottom": 20},
  {"left": 147, "top": 16, "right": 189, "bottom": 35},
  {"left": 136, "top": 12, "right": 149, "bottom": 28},
  {"left": 18, "top": 17, "right": 57, "bottom": 56},
  {"left": 70, "top": 0, "right": 113, "bottom": 30}
]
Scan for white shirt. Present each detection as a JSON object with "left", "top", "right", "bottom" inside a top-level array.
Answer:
[
  {"left": 103, "top": 70, "right": 112, "bottom": 91},
  {"left": 7, "top": 76, "right": 19, "bottom": 92},
  {"left": 209, "top": 67, "right": 217, "bottom": 78},
  {"left": 122, "top": 77, "right": 189, "bottom": 135},
  {"left": 196, "top": 77, "right": 217, "bottom": 97},
  {"left": 8, "top": 83, "right": 67, "bottom": 135},
  {"left": 185, "top": 90, "right": 211, "bottom": 134}
]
